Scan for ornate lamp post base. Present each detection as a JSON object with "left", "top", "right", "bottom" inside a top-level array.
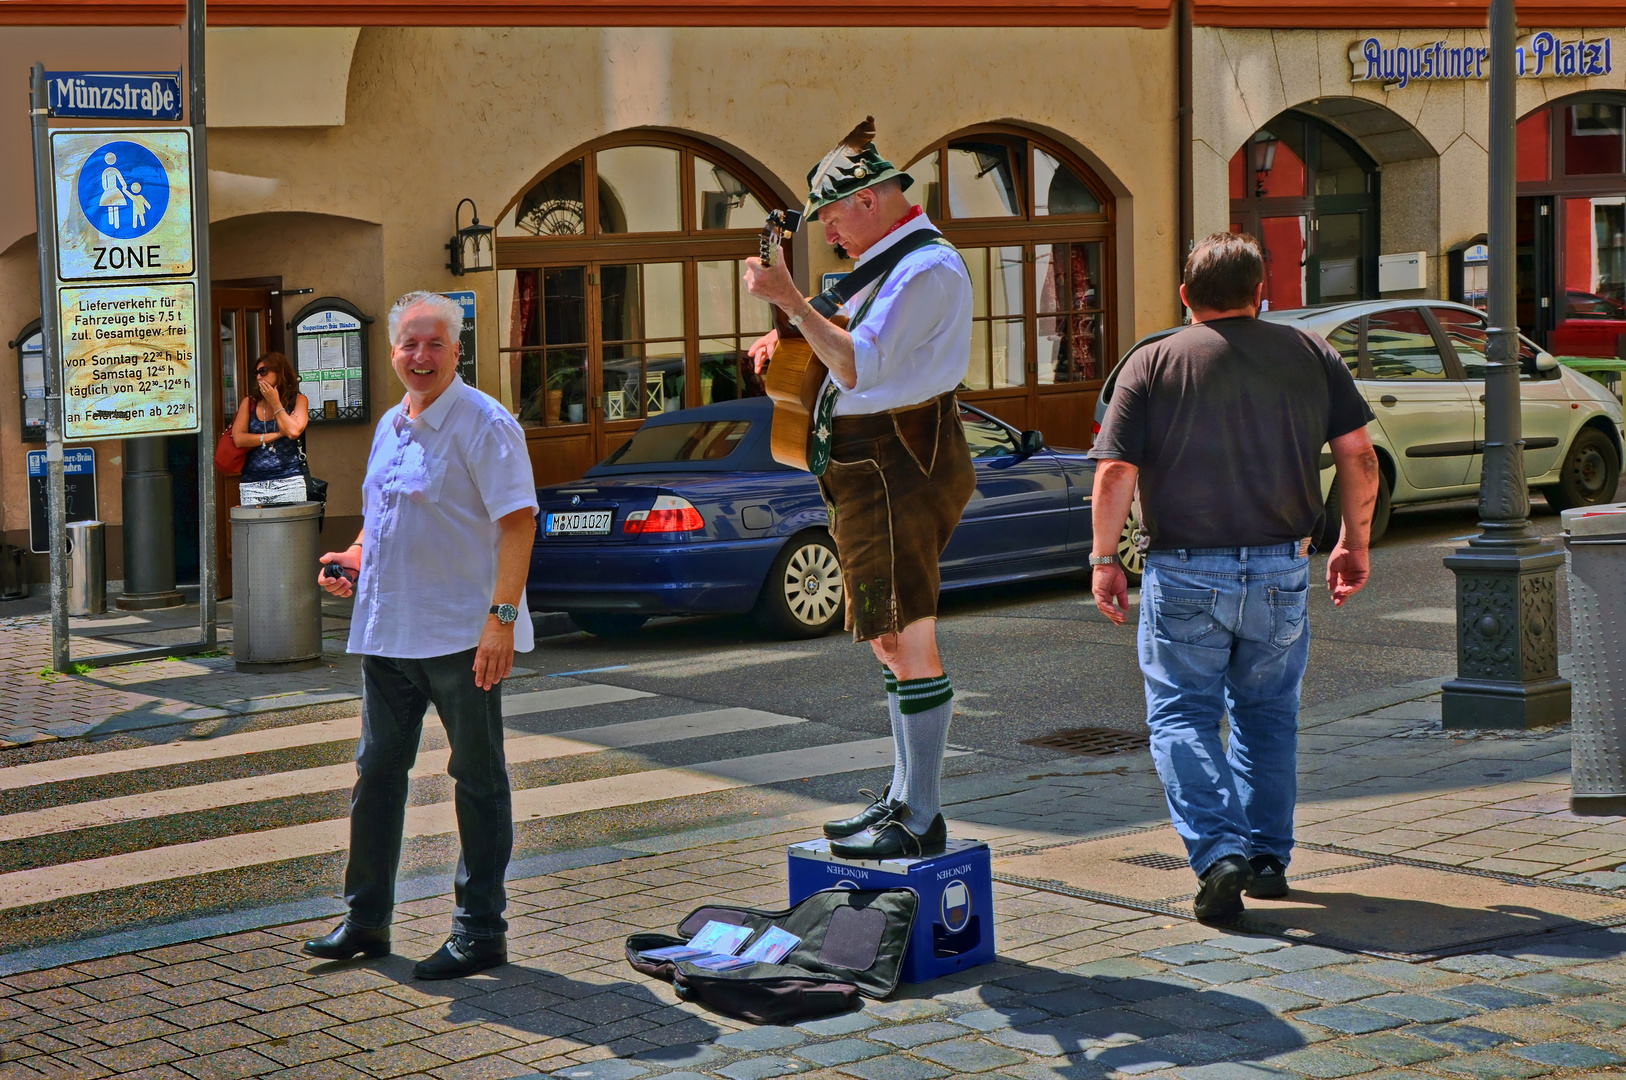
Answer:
[{"left": 1442, "top": 545, "right": 1571, "bottom": 730}]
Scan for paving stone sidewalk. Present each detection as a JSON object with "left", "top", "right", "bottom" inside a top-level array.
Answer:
[
  {"left": 0, "top": 603, "right": 363, "bottom": 747},
  {"left": 7, "top": 817, "right": 1626, "bottom": 1080},
  {"left": 5, "top": 679, "right": 1626, "bottom": 1080}
]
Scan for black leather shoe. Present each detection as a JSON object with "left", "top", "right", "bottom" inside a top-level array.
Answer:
[
  {"left": 1194, "top": 855, "right": 1253, "bottom": 922},
  {"left": 823, "top": 788, "right": 899, "bottom": 839},
  {"left": 302, "top": 923, "right": 390, "bottom": 960},
  {"left": 1246, "top": 854, "right": 1289, "bottom": 899},
  {"left": 830, "top": 814, "right": 947, "bottom": 860},
  {"left": 414, "top": 934, "right": 507, "bottom": 980}
]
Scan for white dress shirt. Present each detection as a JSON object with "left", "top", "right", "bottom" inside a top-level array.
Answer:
[
  {"left": 832, "top": 213, "right": 974, "bottom": 417},
  {"left": 348, "top": 376, "right": 539, "bottom": 658}
]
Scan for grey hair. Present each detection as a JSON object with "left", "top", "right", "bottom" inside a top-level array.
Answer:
[{"left": 387, "top": 291, "right": 464, "bottom": 347}]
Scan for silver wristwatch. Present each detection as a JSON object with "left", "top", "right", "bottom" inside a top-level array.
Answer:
[
  {"left": 1088, "top": 555, "right": 1119, "bottom": 567},
  {"left": 489, "top": 603, "right": 519, "bottom": 625}
]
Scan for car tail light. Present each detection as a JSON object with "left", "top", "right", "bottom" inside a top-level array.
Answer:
[
  {"left": 1091, "top": 420, "right": 1102, "bottom": 436},
  {"left": 624, "top": 495, "right": 705, "bottom": 535}
]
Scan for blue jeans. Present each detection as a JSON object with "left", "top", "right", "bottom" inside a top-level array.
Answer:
[
  {"left": 344, "top": 649, "right": 513, "bottom": 938},
  {"left": 1138, "top": 544, "right": 1311, "bottom": 876}
]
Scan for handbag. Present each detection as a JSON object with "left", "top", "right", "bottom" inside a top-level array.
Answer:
[
  {"left": 214, "top": 428, "right": 248, "bottom": 476},
  {"left": 296, "top": 436, "right": 328, "bottom": 530}
]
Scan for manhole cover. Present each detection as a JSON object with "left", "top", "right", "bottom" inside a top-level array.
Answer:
[
  {"left": 1116, "top": 852, "right": 1188, "bottom": 871},
  {"left": 1024, "top": 727, "right": 1147, "bottom": 756}
]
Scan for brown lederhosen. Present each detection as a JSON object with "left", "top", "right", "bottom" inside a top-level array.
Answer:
[{"left": 817, "top": 390, "right": 976, "bottom": 642}]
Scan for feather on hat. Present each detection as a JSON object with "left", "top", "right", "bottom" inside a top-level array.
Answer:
[{"left": 803, "top": 116, "right": 913, "bottom": 220}]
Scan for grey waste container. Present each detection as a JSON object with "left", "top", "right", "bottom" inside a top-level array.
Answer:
[
  {"left": 66, "top": 520, "right": 105, "bottom": 616},
  {"left": 231, "top": 501, "right": 323, "bottom": 672},
  {"left": 1564, "top": 501, "right": 1626, "bottom": 815}
]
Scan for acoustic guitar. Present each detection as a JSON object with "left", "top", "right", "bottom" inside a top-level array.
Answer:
[{"left": 758, "top": 209, "right": 841, "bottom": 472}]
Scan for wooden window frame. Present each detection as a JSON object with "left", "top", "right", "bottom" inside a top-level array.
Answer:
[{"left": 903, "top": 125, "right": 1117, "bottom": 412}]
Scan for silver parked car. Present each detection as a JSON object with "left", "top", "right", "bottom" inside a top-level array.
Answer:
[{"left": 1098, "top": 299, "right": 1626, "bottom": 579}]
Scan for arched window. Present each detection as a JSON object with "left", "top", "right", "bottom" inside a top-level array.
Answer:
[
  {"left": 1228, "top": 111, "right": 1380, "bottom": 309},
  {"left": 1515, "top": 92, "right": 1626, "bottom": 357},
  {"left": 903, "top": 127, "right": 1114, "bottom": 448},
  {"left": 497, "top": 135, "right": 786, "bottom": 481}
]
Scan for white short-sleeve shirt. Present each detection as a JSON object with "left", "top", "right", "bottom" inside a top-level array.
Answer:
[
  {"left": 348, "top": 376, "right": 539, "bottom": 658},
  {"left": 833, "top": 213, "right": 974, "bottom": 417}
]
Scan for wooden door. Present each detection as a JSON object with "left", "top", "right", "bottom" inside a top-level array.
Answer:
[{"left": 212, "top": 287, "right": 275, "bottom": 597}]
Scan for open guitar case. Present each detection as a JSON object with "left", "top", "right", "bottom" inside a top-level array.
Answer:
[{"left": 625, "top": 887, "right": 918, "bottom": 1024}]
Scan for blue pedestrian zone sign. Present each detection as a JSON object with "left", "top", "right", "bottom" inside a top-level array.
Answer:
[
  {"left": 52, "top": 129, "right": 193, "bottom": 281},
  {"left": 46, "top": 70, "right": 182, "bottom": 121},
  {"left": 77, "top": 140, "right": 169, "bottom": 241}
]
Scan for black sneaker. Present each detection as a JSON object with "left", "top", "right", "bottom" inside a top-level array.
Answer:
[
  {"left": 1194, "top": 854, "right": 1253, "bottom": 922},
  {"left": 1246, "top": 855, "right": 1289, "bottom": 898}
]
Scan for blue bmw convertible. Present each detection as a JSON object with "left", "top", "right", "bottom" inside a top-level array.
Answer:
[{"left": 527, "top": 396, "right": 1101, "bottom": 638}]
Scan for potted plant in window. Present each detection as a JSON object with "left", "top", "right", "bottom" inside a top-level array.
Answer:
[{"left": 546, "top": 365, "right": 585, "bottom": 425}]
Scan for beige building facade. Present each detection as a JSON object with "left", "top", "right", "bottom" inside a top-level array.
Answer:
[{"left": 0, "top": 5, "right": 1621, "bottom": 589}]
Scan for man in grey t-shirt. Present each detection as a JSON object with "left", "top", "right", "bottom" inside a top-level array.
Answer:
[{"left": 1089, "top": 233, "right": 1380, "bottom": 921}]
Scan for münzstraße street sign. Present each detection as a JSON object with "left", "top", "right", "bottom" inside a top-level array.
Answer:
[
  {"left": 45, "top": 70, "right": 183, "bottom": 121},
  {"left": 51, "top": 128, "right": 193, "bottom": 281},
  {"left": 58, "top": 281, "right": 200, "bottom": 441}
]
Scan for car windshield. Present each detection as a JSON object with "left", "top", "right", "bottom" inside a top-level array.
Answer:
[{"left": 605, "top": 419, "right": 752, "bottom": 465}]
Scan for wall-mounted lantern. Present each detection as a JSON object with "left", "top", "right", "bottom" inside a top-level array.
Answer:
[{"left": 447, "top": 198, "right": 495, "bottom": 275}]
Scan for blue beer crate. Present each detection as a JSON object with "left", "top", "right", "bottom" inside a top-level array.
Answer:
[{"left": 787, "top": 837, "right": 995, "bottom": 983}]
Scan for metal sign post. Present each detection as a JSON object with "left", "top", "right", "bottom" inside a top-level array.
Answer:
[
  {"left": 28, "top": 63, "right": 69, "bottom": 673},
  {"left": 29, "top": 0, "right": 217, "bottom": 671}
]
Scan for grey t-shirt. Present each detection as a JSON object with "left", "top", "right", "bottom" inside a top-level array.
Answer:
[{"left": 1089, "top": 317, "right": 1374, "bottom": 551}]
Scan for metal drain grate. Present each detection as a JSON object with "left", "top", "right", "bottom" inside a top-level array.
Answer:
[
  {"left": 1024, "top": 727, "right": 1148, "bottom": 756},
  {"left": 1115, "top": 852, "right": 1189, "bottom": 871}
]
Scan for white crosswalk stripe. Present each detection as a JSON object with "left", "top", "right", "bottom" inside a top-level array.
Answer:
[{"left": 0, "top": 683, "right": 961, "bottom": 920}]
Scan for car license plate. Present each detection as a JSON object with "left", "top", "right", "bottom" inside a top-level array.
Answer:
[{"left": 545, "top": 510, "right": 612, "bottom": 536}]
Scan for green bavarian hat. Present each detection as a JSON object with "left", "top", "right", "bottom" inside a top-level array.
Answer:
[{"left": 804, "top": 116, "right": 914, "bottom": 221}]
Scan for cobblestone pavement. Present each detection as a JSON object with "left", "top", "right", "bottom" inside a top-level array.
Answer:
[
  {"left": 6, "top": 816, "right": 1626, "bottom": 1080},
  {"left": 0, "top": 604, "right": 363, "bottom": 747}
]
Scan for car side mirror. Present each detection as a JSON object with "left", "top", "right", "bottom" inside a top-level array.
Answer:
[{"left": 1019, "top": 429, "right": 1045, "bottom": 455}]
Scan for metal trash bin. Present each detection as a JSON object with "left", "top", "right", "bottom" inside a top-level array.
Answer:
[
  {"left": 1564, "top": 501, "right": 1626, "bottom": 814},
  {"left": 231, "top": 501, "right": 323, "bottom": 672},
  {"left": 66, "top": 520, "right": 105, "bottom": 616}
]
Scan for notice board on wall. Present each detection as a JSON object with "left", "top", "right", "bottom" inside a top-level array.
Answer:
[{"left": 288, "top": 297, "right": 372, "bottom": 423}]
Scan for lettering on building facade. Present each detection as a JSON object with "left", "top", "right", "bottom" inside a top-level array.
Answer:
[{"left": 1351, "top": 31, "right": 1612, "bottom": 89}]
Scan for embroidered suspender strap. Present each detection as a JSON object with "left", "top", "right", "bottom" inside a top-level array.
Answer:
[
  {"left": 808, "top": 234, "right": 963, "bottom": 478},
  {"left": 806, "top": 229, "right": 949, "bottom": 320}
]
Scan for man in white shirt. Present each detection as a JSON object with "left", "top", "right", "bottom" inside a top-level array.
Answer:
[
  {"left": 307, "top": 291, "right": 538, "bottom": 979},
  {"left": 744, "top": 119, "right": 975, "bottom": 860}
]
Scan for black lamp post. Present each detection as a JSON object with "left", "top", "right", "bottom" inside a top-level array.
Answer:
[
  {"left": 1251, "top": 132, "right": 1278, "bottom": 197},
  {"left": 1440, "top": 0, "right": 1572, "bottom": 729}
]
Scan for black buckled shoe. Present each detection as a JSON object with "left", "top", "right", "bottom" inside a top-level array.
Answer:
[
  {"left": 414, "top": 933, "right": 507, "bottom": 980},
  {"left": 830, "top": 813, "right": 947, "bottom": 860},
  {"left": 1194, "top": 854, "right": 1253, "bottom": 922},
  {"left": 302, "top": 923, "right": 390, "bottom": 960},
  {"left": 1246, "top": 854, "right": 1289, "bottom": 899},
  {"left": 823, "top": 788, "right": 899, "bottom": 839}
]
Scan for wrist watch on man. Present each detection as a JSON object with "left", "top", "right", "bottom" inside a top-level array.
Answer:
[
  {"left": 1088, "top": 555, "right": 1118, "bottom": 568},
  {"left": 489, "top": 603, "right": 519, "bottom": 625}
]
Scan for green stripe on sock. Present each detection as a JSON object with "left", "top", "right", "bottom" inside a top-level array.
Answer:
[
  {"left": 882, "top": 666, "right": 897, "bottom": 695},
  {"left": 897, "top": 675, "right": 952, "bottom": 715}
]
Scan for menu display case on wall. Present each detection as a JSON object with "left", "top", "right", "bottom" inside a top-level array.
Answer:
[
  {"left": 10, "top": 320, "right": 45, "bottom": 443},
  {"left": 287, "top": 297, "right": 373, "bottom": 423}
]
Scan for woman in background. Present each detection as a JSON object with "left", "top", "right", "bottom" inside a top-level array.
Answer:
[{"left": 231, "top": 351, "right": 310, "bottom": 506}]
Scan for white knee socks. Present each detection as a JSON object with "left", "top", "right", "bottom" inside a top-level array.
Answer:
[{"left": 895, "top": 675, "right": 954, "bottom": 832}]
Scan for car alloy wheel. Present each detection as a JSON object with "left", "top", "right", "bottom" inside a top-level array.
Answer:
[
  {"left": 782, "top": 541, "right": 843, "bottom": 627},
  {"left": 1117, "top": 513, "right": 1146, "bottom": 585}
]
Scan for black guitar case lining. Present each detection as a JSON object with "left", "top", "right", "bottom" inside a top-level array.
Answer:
[{"left": 625, "top": 887, "right": 918, "bottom": 1024}]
